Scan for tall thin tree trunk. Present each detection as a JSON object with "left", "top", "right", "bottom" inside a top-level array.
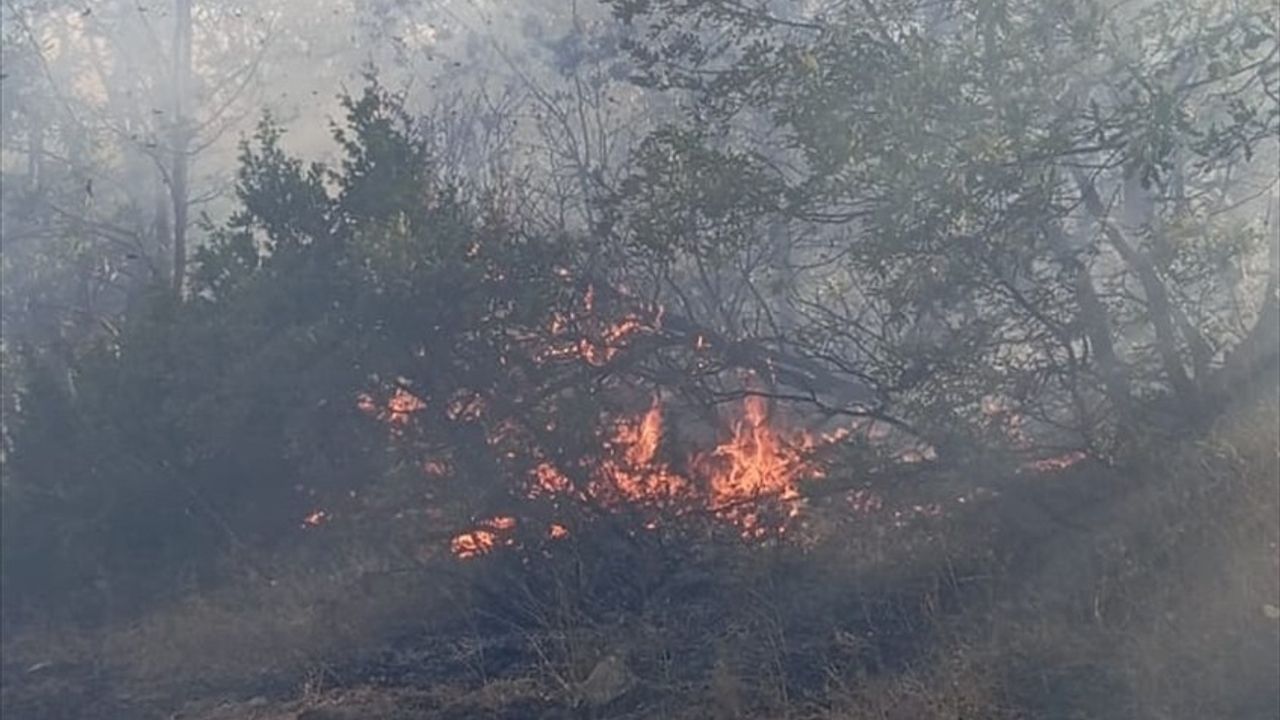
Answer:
[
  {"left": 1074, "top": 260, "right": 1134, "bottom": 426},
  {"left": 1075, "top": 171, "right": 1197, "bottom": 408},
  {"left": 154, "top": 178, "right": 171, "bottom": 284},
  {"left": 1048, "top": 221, "right": 1133, "bottom": 430},
  {"left": 27, "top": 110, "right": 44, "bottom": 192},
  {"left": 1213, "top": 200, "right": 1280, "bottom": 403},
  {"left": 170, "top": 0, "right": 192, "bottom": 297}
]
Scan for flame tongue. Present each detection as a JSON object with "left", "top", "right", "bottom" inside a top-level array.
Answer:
[
  {"left": 535, "top": 284, "right": 662, "bottom": 367},
  {"left": 449, "top": 394, "right": 833, "bottom": 557},
  {"left": 698, "top": 395, "right": 816, "bottom": 535},
  {"left": 593, "top": 400, "right": 693, "bottom": 508},
  {"left": 576, "top": 396, "right": 822, "bottom": 537}
]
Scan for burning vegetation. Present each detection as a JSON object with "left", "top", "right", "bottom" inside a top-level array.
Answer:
[
  {"left": 342, "top": 281, "right": 1089, "bottom": 561},
  {"left": 456, "top": 393, "right": 835, "bottom": 557},
  {"left": 3, "top": 4, "right": 1276, "bottom": 715},
  {"left": 330, "top": 268, "right": 1105, "bottom": 567}
]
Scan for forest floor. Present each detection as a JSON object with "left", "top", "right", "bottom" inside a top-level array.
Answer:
[{"left": 3, "top": 385, "right": 1278, "bottom": 720}]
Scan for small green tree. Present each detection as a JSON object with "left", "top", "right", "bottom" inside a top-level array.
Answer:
[{"left": 1, "top": 81, "right": 583, "bottom": 625}]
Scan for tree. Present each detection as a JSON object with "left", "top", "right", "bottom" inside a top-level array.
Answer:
[
  {"left": 1, "top": 82, "right": 581, "bottom": 624},
  {"left": 603, "top": 0, "right": 1279, "bottom": 455}
]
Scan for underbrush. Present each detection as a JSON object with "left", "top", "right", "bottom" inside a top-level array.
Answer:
[{"left": 3, "top": 387, "right": 1277, "bottom": 720}]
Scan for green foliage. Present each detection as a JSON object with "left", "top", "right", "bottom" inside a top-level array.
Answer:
[
  {"left": 607, "top": 0, "right": 1278, "bottom": 448},
  {"left": 3, "top": 0, "right": 1276, "bottom": 637},
  {"left": 1, "top": 81, "right": 575, "bottom": 626}
]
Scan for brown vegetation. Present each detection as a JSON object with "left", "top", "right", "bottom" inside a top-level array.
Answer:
[{"left": 4, "top": 385, "right": 1276, "bottom": 720}]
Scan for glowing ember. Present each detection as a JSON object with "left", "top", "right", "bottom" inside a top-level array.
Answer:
[
  {"left": 484, "top": 515, "right": 517, "bottom": 531},
  {"left": 535, "top": 285, "right": 662, "bottom": 367},
  {"left": 451, "top": 530, "right": 497, "bottom": 559},
  {"left": 446, "top": 391, "right": 486, "bottom": 422},
  {"left": 450, "top": 515, "right": 518, "bottom": 559},
  {"left": 1021, "top": 450, "right": 1087, "bottom": 473},
  {"left": 387, "top": 388, "right": 427, "bottom": 425},
  {"left": 531, "top": 461, "right": 573, "bottom": 497},
  {"left": 301, "top": 510, "right": 329, "bottom": 528},
  {"left": 846, "top": 489, "right": 884, "bottom": 513},
  {"left": 357, "top": 387, "right": 427, "bottom": 432}
]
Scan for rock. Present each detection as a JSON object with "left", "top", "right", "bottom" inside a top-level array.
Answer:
[
  {"left": 24, "top": 660, "right": 55, "bottom": 675},
  {"left": 296, "top": 708, "right": 346, "bottom": 720},
  {"left": 576, "top": 654, "right": 635, "bottom": 708}
]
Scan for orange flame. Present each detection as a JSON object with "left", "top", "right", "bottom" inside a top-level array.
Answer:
[
  {"left": 592, "top": 399, "right": 693, "bottom": 507},
  {"left": 1021, "top": 450, "right": 1087, "bottom": 473},
  {"left": 386, "top": 388, "right": 427, "bottom": 425},
  {"left": 525, "top": 396, "right": 827, "bottom": 541},
  {"left": 446, "top": 391, "right": 486, "bottom": 422},
  {"left": 301, "top": 510, "right": 329, "bottom": 528},
  {"left": 357, "top": 387, "right": 427, "bottom": 433},
  {"left": 450, "top": 394, "right": 834, "bottom": 556},
  {"left": 696, "top": 395, "right": 821, "bottom": 537},
  {"left": 535, "top": 285, "right": 662, "bottom": 367},
  {"left": 531, "top": 461, "right": 573, "bottom": 497},
  {"left": 450, "top": 530, "right": 497, "bottom": 559},
  {"left": 451, "top": 515, "right": 518, "bottom": 559}
]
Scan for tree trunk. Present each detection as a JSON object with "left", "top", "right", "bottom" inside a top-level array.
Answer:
[
  {"left": 1047, "top": 220, "right": 1134, "bottom": 429},
  {"left": 27, "top": 109, "right": 44, "bottom": 192},
  {"left": 1212, "top": 206, "right": 1280, "bottom": 404},
  {"left": 153, "top": 178, "right": 171, "bottom": 285},
  {"left": 1075, "top": 172, "right": 1197, "bottom": 408},
  {"left": 1074, "top": 258, "right": 1134, "bottom": 426},
  {"left": 170, "top": 0, "right": 192, "bottom": 297}
]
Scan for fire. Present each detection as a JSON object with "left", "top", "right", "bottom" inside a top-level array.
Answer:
[
  {"left": 535, "top": 285, "right": 662, "bottom": 367},
  {"left": 592, "top": 400, "right": 693, "bottom": 507},
  {"left": 445, "top": 391, "right": 486, "bottom": 422},
  {"left": 696, "top": 395, "right": 821, "bottom": 535},
  {"left": 451, "top": 530, "right": 497, "bottom": 559},
  {"left": 423, "top": 459, "right": 451, "bottom": 477},
  {"left": 357, "top": 386, "right": 427, "bottom": 432},
  {"left": 562, "top": 397, "right": 824, "bottom": 535},
  {"left": 531, "top": 461, "right": 573, "bottom": 496},
  {"left": 301, "top": 510, "right": 329, "bottom": 528},
  {"left": 386, "top": 388, "right": 427, "bottom": 425},
  {"left": 345, "top": 280, "right": 951, "bottom": 559},
  {"left": 344, "top": 282, "right": 961, "bottom": 557},
  {"left": 449, "top": 394, "right": 833, "bottom": 556},
  {"left": 1021, "top": 450, "right": 1087, "bottom": 473},
  {"left": 484, "top": 516, "right": 517, "bottom": 531},
  {"left": 451, "top": 515, "right": 518, "bottom": 559}
]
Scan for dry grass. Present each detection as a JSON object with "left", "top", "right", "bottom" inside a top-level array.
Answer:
[
  {"left": 3, "top": 543, "right": 459, "bottom": 707},
  {"left": 984, "top": 385, "right": 1280, "bottom": 720},
  {"left": 4, "top": 387, "right": 1277, "bottom": 720}
]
